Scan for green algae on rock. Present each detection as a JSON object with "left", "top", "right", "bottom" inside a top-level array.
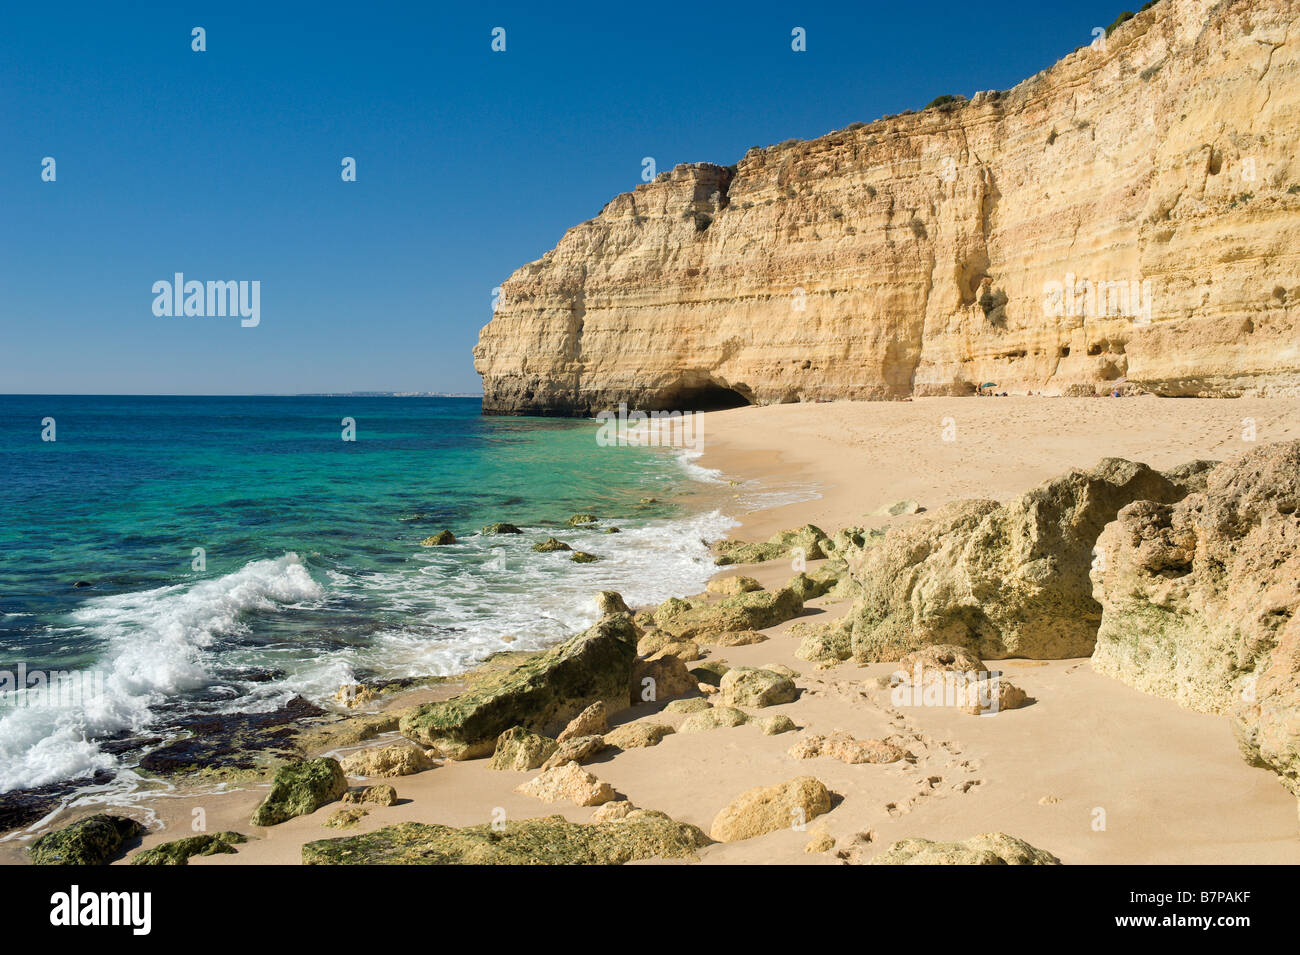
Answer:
[
  {"left": 250, "top": 757, "right": 347, "bottom": 827},
  {"left": 131, "top": 831, "right": 247, "bottom": 865},
  {"left": 653, "top": 587, "right": 803, "bottom": 640},
  {"left": 29, "top": 814, "right": 144, "bottom": 866},
  {"left": 868, "top": 832, "right": 1062, "bottom": 865},
  {"left": 399, "top": 614, "right": 638, "bottom": 759},
  {"left": 570, "top": 551, "right": 600, "bottom": 563},
  {"left": 420, "top": 530, "right": 456, "bottom": 546},
  {"left": 532, "top": 536, "right": 571, "bottom": 552},
  {"left": 566, "top": 513, "right": 599, "bottom": 526},
  {"left": 489, "top": 726, "right": 559, "bottom": 771},
  {"left": 302, "top": 811, "right": 709, "bottom": 865},
  {"left": 481, "top": 522, "right": 523, "bottom": 535},
  {"left": 713, "top": 524, "right": 831, "bottom": 566}
]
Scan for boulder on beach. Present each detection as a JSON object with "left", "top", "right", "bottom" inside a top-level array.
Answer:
[
  {"left": 324, "top": 807, "right": 369, "bottom": 829},
  {"left": 719, "top": 667, "right": 798, "bottom": 708},
  {"left": 342, "top": 784, "right": 398, "bottom": 807},
  {"left": 868, "top": 832, "right": 1062, "bottom": 865},
  {"left": 1091, "top": 441, "right": 1300, "bottom": 802},
  {"left": 632, "top": 653, "right": 697, "bottom": 704},
  {"left": 653, "top": 587, "right": 803, "bottom": 640},
  {"left": 130, "top": 831, "right": 247, "bottom": 866},
  {"left": 756, "top": 714, "right": 798, "bottom": 735},
  {"left": 29, "top": 814, "right": 144, "bottom": 866},
  {"left": 793, "top": 621, "right": 852, "bottom": 664},
  {"left": 595, "top": 591, "right": 631, "bottom": 615},
  {"left": 542, "top": 735, "right": 607, "bottom": 769},
  {"left": 710, "top": 777, "right": 832, "bottom": 842},
  {"left": 848, "top": 458, "right": 1210, "bottom": 661},
  {"left": 648, "top": 639, "right": 702, "bottom": 662},
  {"left": 340, "top": 744, "right": 436, "bottom": 778},
  {"left": 701, "top": 629, "right": 768, "bottom": 647},
  {"left": 558, "top": 701, "right": 609, "bottom": 741},
  {"left": 690, "top": 660, "right": 731, "bottom": 687},
  {"left": 713, "top": 525, "right": 831, "bottom": 565},
  {"left": 302, "top": 811, "right": 709, "bottom": 864},
  {"left": 707, "top": 575, "right": 762, "bottom": 596},
  {"left": 488, "top": 726, "right": 558, "bottom": 771},
  {"left": 399, "top": 613, "right": 638, "bottom": 759},
  {"left": 604, "top": 722, "right": 674, "bottom": 750},
  {"left": 250, "top": 757, "right": 348, "bottom": 827},
  {"left": 420, "top": 530, "right": 456, "bottom": 546},
  {"left": 516, "top": 762, "right": 616, "bottom": 806}
]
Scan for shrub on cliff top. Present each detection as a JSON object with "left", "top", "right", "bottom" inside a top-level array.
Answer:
[
  {"left": 1106, "top": 11, "right": 1135, "bottom": 35},
  {"left": 923, "top": 94, "right": 966, "bottom": 111}
]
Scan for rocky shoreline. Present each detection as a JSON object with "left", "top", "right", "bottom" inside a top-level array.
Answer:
[{"left": 7, "top": 437, "right": 1298, "bottom": 865}]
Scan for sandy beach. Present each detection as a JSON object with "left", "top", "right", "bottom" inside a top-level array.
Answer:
[{"left": 8, "top": 396, "right": 1300, "bottom": 866}]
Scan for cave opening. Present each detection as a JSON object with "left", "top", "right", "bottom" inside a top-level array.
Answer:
[{"left": 658, "top": 381, "right": 753, "bottom": 412}]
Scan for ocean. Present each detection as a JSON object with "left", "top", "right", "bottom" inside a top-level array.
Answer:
[{"left": 0, "top": 395, "right": 745, "bottom": 796}]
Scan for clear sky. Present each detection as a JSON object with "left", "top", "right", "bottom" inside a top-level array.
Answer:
[{"left": 1, "top": 0, "right": 1134, "bottom": 395}]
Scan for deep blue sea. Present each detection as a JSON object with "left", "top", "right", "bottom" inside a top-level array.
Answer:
[{"left": 0, "top": 396, "right": 745, "bottom": 794}]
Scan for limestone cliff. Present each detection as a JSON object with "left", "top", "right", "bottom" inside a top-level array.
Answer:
[{"left": 474, "top": 0, "right": 1300, "bottom": 415}]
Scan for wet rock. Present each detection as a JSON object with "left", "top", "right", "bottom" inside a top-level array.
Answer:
[
  {"left": 481, "top": 522, "right": 523, "bottom": 535},
  {"left": 570, "top": 551, "right": 600, "bottom": 563},
  {"left": 566, "top": 513, "right": 599, "bottom": 526},
  {"left": 420, "top": 530, "right": 456, "bottom": 546},
  {"left": 532, "top": 536, "right": 571, "bottom": 552},
  {"left": 399, "top": 614, "right": 638, "bottom": 759},
  {"left": 137, "top": 695, "right": 326, "bottom": 776},
  {"left": 0, "top": 771, "right": 115, "bottom": 834},
  {"left": 595, "top": 591, "right": 631, "bottom": 615},
  {"left": 303, "top": 811, "right": 709, "bottom": 864},
  {"left": 29, "top": 814, "right": 143, "bottom": 865},
  {"left": 250, "top": 757, "right": 347, "bottom": 827}
]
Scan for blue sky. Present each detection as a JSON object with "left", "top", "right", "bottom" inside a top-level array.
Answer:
[{"left": 1, "top": 0, "right": 1133, "bottom": 395}]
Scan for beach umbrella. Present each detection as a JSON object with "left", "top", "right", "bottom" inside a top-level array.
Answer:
[{"left": 980, "top": 382, "right": 997, "bottom": 389}]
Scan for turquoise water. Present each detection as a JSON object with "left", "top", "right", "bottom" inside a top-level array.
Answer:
[{"left": 0, "top": 396, "right": 736, "bottom": 792}]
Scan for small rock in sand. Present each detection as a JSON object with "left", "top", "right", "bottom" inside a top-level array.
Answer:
[{"left": 516, "top": 762, "right": 616, "bottom": 807}]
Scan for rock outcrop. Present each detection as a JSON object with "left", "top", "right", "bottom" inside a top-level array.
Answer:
[
  {"left": 1091, "top": 439, "right": 1300, "bottom": 802},
  {"left": 867, "top": 832, "right": 1062, "bottom": 865},
  {"left": 399, "top": 614, "right": 638, "bottom": 758},
  {"left": 28, "top": 814, "right": 143, "bottom": 866},
  {"left": 250, "top": 757, "right": 347, "bottom": 827},
  {"left": 302, "top": 811, "right": 710, "bottom": 864},
  {"left": 475, "top": 0, "right": 1300, "bottom": 412},
  {"left": 710, "top": 776, "right": 833, "bottom": 842},
  {"left": 848, "top": 458, "right": 1200, "bottom": 660}
]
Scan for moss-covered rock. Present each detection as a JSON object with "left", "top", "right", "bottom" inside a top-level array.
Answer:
[
  {"left": 249, "top": 757, "right": 347, "bottom": 827},
  {"left": 342, "top": 784, "right": 398, "bottom": 807},
  {"left": 131, "top": 831, "right": 247, "bottom": 865},
  {"left": 29, "top": 814, "right": 143, "bottom": 866},
  {"left": 714, "top": 525, "right": 831, "bottom": 565},
  {"left": 302, "top": 810, "right": 709, "bottom": 864},
  {"left": 793, "top": 621, "right": 852, "bottom": 664},
  {"left": 654, "top": 587, "right": 803, "bottom": 640},
  {"left": 481, "top": 522, "right": 523, "bottom": 535},
  {"left": 706, "top": 575, "right": 762, "bottom": 596},
  {"left": 399, "top": 614, "right": 639, "bottom": 759},
  {"left": 787, "top": 570, "right": 838, "bottom": 602},
  {"left": 570, "top": 551, "right": 600, "bottom": 563},
  {"left": 869, "top": 832, "right": 1062, "bottom": 865},
  {"left": 595, "top": 591, "right": 631, "bottom": 615},
  {"left": 324, "top": 807, "right": 369, "bottom": 830},
  {"left": 566, "top": 513, "right": 599, "bottom": 526},
  {"left": 420, "top": 530, "right": 456, "bottom": 546},
  {"left": 532, "top": 536, "right": 571, "bottom": 552}
]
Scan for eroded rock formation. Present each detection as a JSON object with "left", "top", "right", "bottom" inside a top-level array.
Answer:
[{"left": 475, "top": 0, "right": 1300, "bottom": 414}]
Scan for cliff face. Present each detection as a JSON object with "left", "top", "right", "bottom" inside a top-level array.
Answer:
[{"left": 474, "top": 0, "right": 1300, "bottom": 415}]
